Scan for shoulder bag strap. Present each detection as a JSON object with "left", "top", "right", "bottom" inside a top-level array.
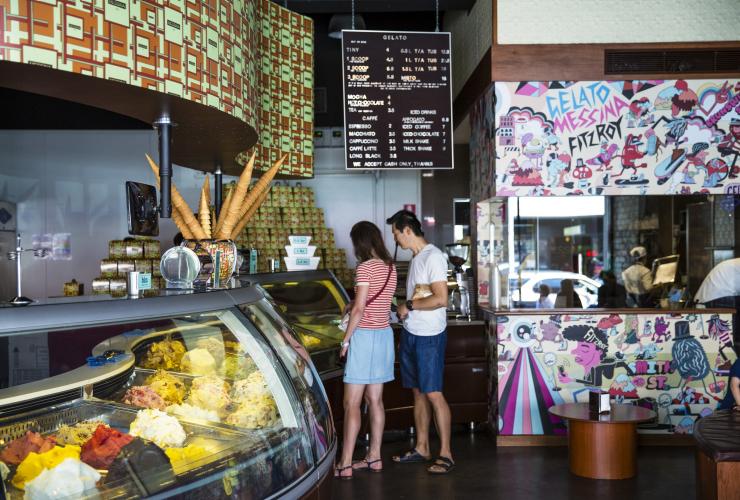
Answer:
[{"left": 365, "top": 264, "right": 393, "bottom": 306}]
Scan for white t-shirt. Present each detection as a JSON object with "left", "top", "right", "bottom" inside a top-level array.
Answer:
[
  {"left": 695, "top": 258, "right": 740, "bottom": 303},
  {"left": 404, "top": 244, "right": 448, "bottom": 336}
]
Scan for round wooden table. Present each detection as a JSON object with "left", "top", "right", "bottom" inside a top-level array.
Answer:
[{"left": 549, "top": 402, "right": 656, "bottom": 480}]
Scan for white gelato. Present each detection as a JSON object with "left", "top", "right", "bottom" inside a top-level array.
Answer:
[
  {"left": 166, "top": 403, "right": 220, "bottom": 423},
  {"left": 23, "top": 458, "right": 100, "bottom": 500},
  {"left": 129, "top": 409, "right": 186, "bottom": 448}
]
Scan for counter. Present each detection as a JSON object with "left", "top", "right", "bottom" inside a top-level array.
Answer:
[
  {"left": 480, "top": 306, "right": 737, "bottom": 437},
  {"left": 0, "top": 286, "right": 335, "bottom": 499}
]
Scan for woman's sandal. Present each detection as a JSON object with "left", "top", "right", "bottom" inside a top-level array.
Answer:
[
  {"left": 334, "top": 464, "right": 353, "bottom": 480},
  {"left": 392, "top": 448, "right": 431, "bottom": 463},
  {"left": 428, "top": 456, "right": 455, "bottom": 474},
  {"left": 352, "top": 457, "right": 383, "bottom": 472}
]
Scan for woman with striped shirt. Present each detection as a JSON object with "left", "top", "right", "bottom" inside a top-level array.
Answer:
[{"left": 335, "top": 221, "right": 397, "bottom": 480}]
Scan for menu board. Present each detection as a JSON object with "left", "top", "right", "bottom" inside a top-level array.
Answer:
[{"left": 342, "top": 30, "right": 454, "bottom": 170}]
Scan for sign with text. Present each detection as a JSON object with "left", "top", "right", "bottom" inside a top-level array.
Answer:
[{"left": 342, "top": 30, "right": 454, "bottom": 170}]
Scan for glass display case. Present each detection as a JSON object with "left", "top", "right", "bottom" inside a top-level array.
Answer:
[
  {"left": 0, "top": 285, "right": 335, "bottom": 499},
  {"left": 242, "top": 271, "right": 349, "bottom": 377}
]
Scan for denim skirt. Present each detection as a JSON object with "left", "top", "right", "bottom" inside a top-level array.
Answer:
[{"left": 343, "top": 326, "right": 395, "bottom": 385}]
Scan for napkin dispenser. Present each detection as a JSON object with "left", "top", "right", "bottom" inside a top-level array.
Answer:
[{"left": 589, "top": 390, "right": 611, "bottom": 414}]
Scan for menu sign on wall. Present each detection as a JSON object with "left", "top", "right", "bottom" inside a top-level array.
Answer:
[{"left": 342, "top": 30, "right": 454, "bottom": 170}]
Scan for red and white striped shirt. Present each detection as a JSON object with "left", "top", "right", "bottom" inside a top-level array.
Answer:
[{"left": 355, "top": 259, "right": 397, "bottom": 329}]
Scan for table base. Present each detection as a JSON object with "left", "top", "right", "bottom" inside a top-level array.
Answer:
[{"left": 568, "top": 420, "right": 637, "bottom": 480}]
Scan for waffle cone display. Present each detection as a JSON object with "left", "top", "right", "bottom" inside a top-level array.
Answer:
[{"left": 216, "top": 152, "right": 256, "bottom": 239}]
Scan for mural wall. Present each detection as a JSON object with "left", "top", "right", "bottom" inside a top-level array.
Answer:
[
  {"left": 469, "top": 83, "right": 497, "bottom": 204},
  {"left": 482, "top": 79, "right": 740, "bottom": 196},
  {"left": 0, "top": 0, "right": 313, "bottom": 177},
  {"left": 496, "top": 311, "right": 736, "bottom": 435}
]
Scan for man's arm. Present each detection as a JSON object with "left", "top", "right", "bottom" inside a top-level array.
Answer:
[{"left": 409, "top": 281, "right": 448, "bottom": 310}]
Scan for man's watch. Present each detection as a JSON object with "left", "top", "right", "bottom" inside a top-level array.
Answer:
[{"left": 405, "top": 300, "right": 414, "bottom": 311}]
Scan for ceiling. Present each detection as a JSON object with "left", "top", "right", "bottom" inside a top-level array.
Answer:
[{"left": 274, "top": 0, "right": 477, "bottom": 13}]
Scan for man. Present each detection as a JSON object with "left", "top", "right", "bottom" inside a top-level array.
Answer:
[
  {"left": 718, "top": 358, "right": 740, "bottom": 411},
  {"left": 597, "top": 270, "right": 627, "bottom": 308},
  {"left": 387, "top": 210, "right": 454, "bottom": 474},
  {"left": 622, "top": 246, "right": 653, "bottom": 307}
]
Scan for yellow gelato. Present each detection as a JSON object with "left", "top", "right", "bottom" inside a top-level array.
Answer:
[
  {"left": 164, "top": 445, "right": 209, "bottom": 475},
  {"left": 180, "top": 348, "right": 217, "bottom": 376},
  {"left": 12, "top": 445, "right": 81, "bottom": 490},
  {"left": 145, "top": 370, "right": 186, "bottom": 404},
  {"left": 141, "top": 339, "right": 186, "bottom": 370}
]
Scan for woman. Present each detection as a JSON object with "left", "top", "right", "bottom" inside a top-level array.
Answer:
[
  {"left": 536, "top": 284, "right": 554, "bottom": 309},
  {"left": 555, "top": 279, "right": 583, "bottom": 308},
  {"left": 335, "top": 221, "right": 397, "bottom": 480}
]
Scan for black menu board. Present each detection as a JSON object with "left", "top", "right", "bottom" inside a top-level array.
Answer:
[{"left": 341, "top": 30, "right": 454, "bottom": 170}]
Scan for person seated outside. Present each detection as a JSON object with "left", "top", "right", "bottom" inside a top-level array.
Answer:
[
  {"left": 597, "top": 270, "right": 627, "bottom": 308},
  {"left": 718, "top": 358, "right": 740, "bottom": 412},
  {"left": 622, "top": 246, "right": 654, "bottom": 307},
  {"left": 555, "top": 279, "right": 582, "bottom": 308},
  {"left": 536, "top": 284, "right": 554, "bottom": 309}
]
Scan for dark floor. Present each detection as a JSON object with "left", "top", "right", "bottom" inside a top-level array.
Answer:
[{"left": 332, "top": 428, "right": 696, "bottom": 500}]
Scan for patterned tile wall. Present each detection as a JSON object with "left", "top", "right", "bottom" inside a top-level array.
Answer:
[{"left": 0, "top": 0, "right": 313, "bottom": 177}]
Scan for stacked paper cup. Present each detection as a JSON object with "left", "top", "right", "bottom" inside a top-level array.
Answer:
[{"left": 284, "top": 235, "right": 320, "bottom": 271}]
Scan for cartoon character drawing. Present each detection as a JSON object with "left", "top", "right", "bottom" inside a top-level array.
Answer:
[
  {"left": 557, "top": 325, "right": 634, "bottom": 402},
  {"left": 671, "top": 320, "right": 718, "bottom": 395},
  {"left": 643, "top": 128, "right": 664, "bottom": 157},
  {"left": 615, "top": 314, "right": 641, "bottom": 358},
  {"left": 545, "top": 153, "right": 572, "bottom": 187},
  {"left": 653, "top": 317, "right": 671, "bottom": 343},
  {"left": 707, "top": 314, "right": 733, "bottom": 358},
  {"left": 697, "top": 158, "right": 730, "bottom": 188},
  {"left": 614, "top": 134, "right": 647, "bottom": 177},
  {"left": 536, "top": 315, "right": 568, "bottom": 352},
  {"left": 586, "top": 141, "right": 619, "bottom": 171},
  {"left": 609, "top": 373, "right": 638, "bottom": 403},
  {"left": 543, "top": 126, "right": 561, "bottom": 151},
  {"left": 521, "top": 132, "right": 546, "bottom": 169},
  {"left": 627, "top": 97, "right": 653, "bottom": 128}
]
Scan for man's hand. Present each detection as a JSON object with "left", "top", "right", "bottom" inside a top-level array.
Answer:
[{"left": 397, "top": 302, "right": 409, "bottom": 320}]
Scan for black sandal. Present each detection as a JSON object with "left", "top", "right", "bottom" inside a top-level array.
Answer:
[
  {"left": 334, "top": 464, "right": 353, "bottom": 480},
  {"left": 428, "top": 456, "right": 455, "bottom": 474},
  {"left": 392, "top": 448, "right": 431, "bottom": 463}
]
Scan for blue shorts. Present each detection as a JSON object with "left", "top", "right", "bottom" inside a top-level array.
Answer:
[
  {"left": 343, "top": 327, "right": 395, "bottom": 385},
  {"left": 400, "top": 328, "right": 447, "bottom": 394}
]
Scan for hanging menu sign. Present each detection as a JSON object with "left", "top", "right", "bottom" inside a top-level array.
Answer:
[{"left": 342, "top": 30, "right": 454, "bottom": 170}]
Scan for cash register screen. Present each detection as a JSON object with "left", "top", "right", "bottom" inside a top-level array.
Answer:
[{"left": 653, "top": 260, "right": 678, "bottom": 285}]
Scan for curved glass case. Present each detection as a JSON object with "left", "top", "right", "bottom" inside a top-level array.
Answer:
[
  {"left": 242, "top": 271, "right": 349, "bottom": 376},
  {"left": 0, "top": 286, "right": 335, "bottom": 499}
]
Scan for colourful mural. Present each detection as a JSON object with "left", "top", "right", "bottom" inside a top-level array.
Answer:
[
  {"left": 487, "top": 79, "right": 740, "bottom": 196},
  {"left": 469, "top": 83, "right": 497, "bottom": 204},
  {"left": 0, "top": 0, "right": 314, "bottom": 177},
  {"left": 496, "top": 311, "right": 737, "bottom": 435}
]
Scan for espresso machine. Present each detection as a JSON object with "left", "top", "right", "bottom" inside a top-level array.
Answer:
[{"left": 445, "top": 243, "right": 472, "bottom": 320}]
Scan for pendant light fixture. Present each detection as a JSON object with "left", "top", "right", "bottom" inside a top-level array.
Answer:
[{"left": 328, "top": 0, "right": 365, "bottom": 39}]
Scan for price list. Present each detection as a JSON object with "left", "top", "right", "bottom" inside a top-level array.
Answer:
[{"left": 341, "top": 30, "right": 453, "bottom": 170}]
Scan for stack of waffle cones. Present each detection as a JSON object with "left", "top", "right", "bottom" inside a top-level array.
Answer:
[{"left": 145, "top": 152, "right": 287, "bottom": 241}]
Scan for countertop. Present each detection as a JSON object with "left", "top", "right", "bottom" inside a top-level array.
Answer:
[{"left": 477, "top": 305, "right": 735, "bottom": 317}]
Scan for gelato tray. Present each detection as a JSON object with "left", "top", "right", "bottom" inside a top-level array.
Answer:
[
  {"left": 112, "top": 368, "right": 282, "bottom": 431},
  {"left": 0, "top": 399, "right": 275, "bottom": 499}
]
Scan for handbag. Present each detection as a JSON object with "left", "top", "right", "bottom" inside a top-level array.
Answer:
[{"left": 339, "top": 264, "right": 393, "bottom": 332}]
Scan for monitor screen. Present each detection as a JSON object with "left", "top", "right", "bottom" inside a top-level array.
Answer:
[{"left": 653, "top": 258, "right": 678, "bottom": 285}]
